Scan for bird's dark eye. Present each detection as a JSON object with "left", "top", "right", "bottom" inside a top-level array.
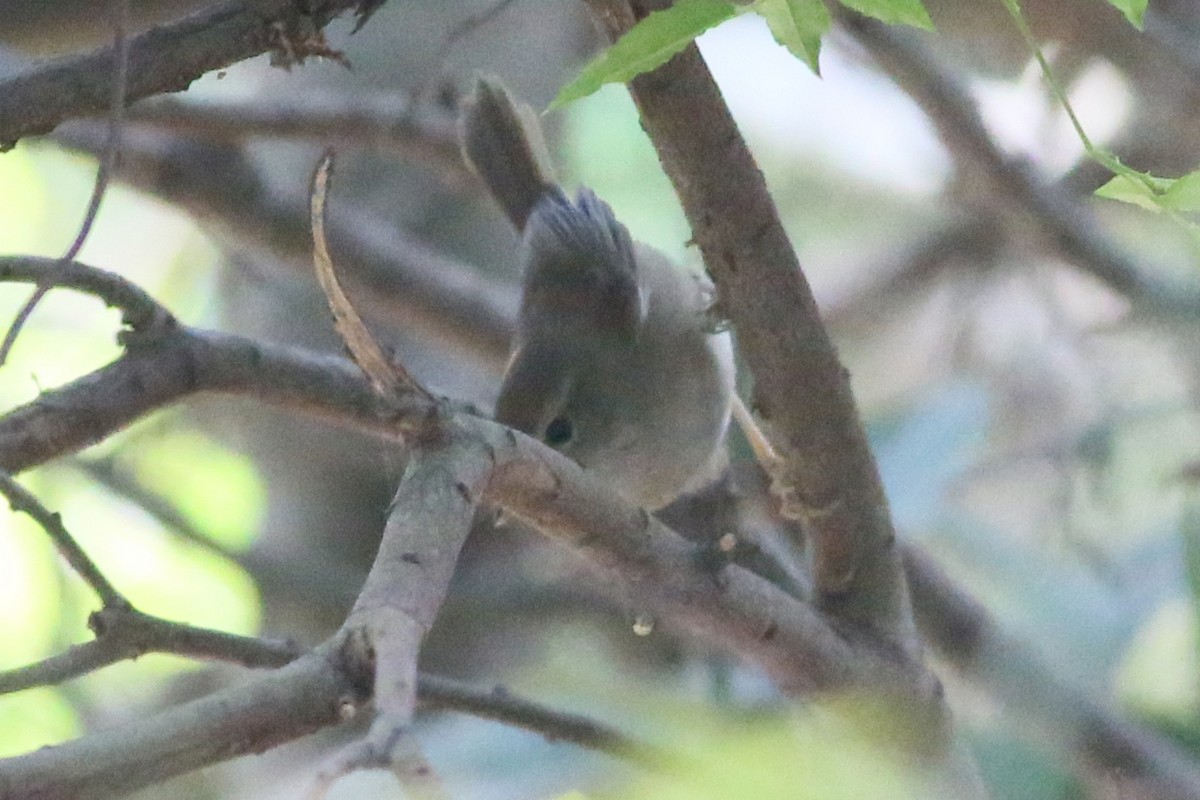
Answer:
[{"left": 544, "top": 416, "right": 574, "bottom": 447}]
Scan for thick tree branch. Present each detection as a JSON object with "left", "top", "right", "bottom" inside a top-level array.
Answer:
[
  {"left": 0, "top": 0, "right": 385, "bottom": 151},
  {"left": 0, "top": 326, "right": 406, "bottom": 475},
  {"left": 0, "top": 644, "right": 364, "bottom": 800},
  {"left": 583, "top": 0, "right": 914, "bottom": 650},
  {"left": 0, "top": 254, "right": 421, "bottom": 472},
  {"left": 316, "top": 434, "right": 488, "bottom": 793}
]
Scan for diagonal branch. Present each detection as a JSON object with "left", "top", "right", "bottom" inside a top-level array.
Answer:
[
  {"left": 0, "top": 472, "right": 127, "bottom": 609},
  {"left": 0, "top": 323, "right": 411, "bottom": 476},
  {"left": 313, "top": 436, "right": 487, "bottom": 796},
  {"left": 583, "top": 0, "right": 915, "bottom": 648}
]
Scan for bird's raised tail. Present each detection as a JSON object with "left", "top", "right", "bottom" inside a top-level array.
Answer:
[{"left": 458, "top": 76, "right": 556, "bottom": 231}]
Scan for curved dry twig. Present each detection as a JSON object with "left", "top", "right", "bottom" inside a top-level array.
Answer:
[{"left": 310, "top": 150, "right": 433, "bottom": 401}]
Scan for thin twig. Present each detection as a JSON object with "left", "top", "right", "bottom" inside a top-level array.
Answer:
[
  {"left": 416, "top": 674, "right": 681, "bottom": 770},
  {"left": 0, "top": 0, "right": 130, "bottom": 367},
  {"left": 0, "top": 606, "right": 303, "bottom": 695},
  {"left": 0, "top": 472, "right": 127, "bottom": 609},
  {"left": 61, "top": 0, "right": 130, "bottom": 266}
]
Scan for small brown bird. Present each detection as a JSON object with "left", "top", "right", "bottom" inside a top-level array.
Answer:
[{"left": 459, "top": 77, "right": 734, "bottom": 510}]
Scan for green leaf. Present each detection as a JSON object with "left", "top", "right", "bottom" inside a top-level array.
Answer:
[
  {"left": 754, "top": 0, "right": 831, "bottom": 74},
  {"left": 1095, "top": 174, "right": 1166, "bottom": 213},
  {"left": 837, "top": 0, "right": 934, "bottom": 30},
  {"left": 1104, "top": 0, "right": 1147, "bottom": 30},
  {"left": 549, "top": 0, "right": 740, "bottom": 109},
  {"left": 1160, "top": 171, "right": 1200, "bottom": 212}
]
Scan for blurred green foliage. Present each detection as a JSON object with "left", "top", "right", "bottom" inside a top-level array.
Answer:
[{"left": 0, "top": 143, "right": 264, "bottom": 758}]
